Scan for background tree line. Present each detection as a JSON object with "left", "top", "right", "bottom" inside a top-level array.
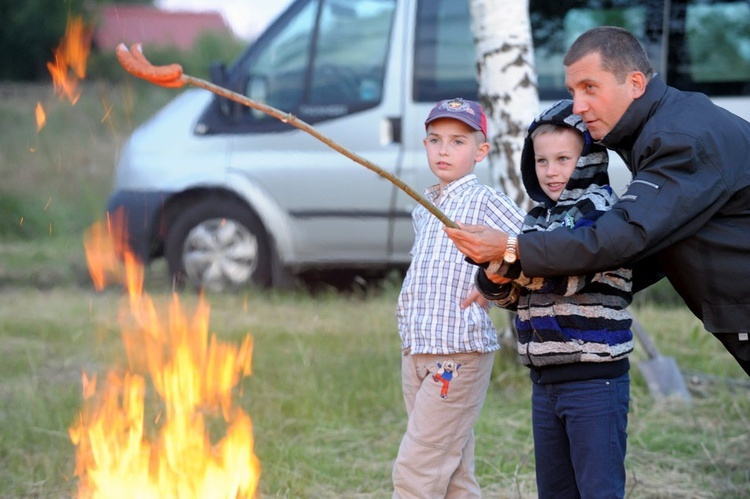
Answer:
[{"left": 0, "top": 0, "right": 244, "bottom": 82}]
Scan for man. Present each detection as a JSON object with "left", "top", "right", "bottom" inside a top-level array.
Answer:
[{"left": 444, "top": 26, "right": 750, "bottom": 376}]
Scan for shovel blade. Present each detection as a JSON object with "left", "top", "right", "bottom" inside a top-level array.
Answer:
[{"left": 638, "top": 355, "right": 692, "bottom": 404}]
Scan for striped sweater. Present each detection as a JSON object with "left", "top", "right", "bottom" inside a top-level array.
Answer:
[{"left": 478, "top": 100, "right": 634, "bottom": 384}]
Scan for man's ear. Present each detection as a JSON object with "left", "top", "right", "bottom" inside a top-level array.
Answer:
[{"left": 630, "top": 71, "right": 648, "bottom": 99}]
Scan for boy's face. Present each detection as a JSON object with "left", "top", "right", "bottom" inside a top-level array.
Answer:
[
  {"left": 533, "top": 129, "right": 582, "bottom": 202},
  {"left": 424, "top": 118, "right": 489, "bottom": 188}
]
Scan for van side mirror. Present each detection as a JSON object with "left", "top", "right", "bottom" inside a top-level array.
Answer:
[
  {"left": 209, "top": 61, "right": 229, "bottom": 86},
  {"left": 245, "top": 73, "right": 270, "bottom": 121},
  {"left": 209, "top": 62, "right": 239, "bottom": 119}
]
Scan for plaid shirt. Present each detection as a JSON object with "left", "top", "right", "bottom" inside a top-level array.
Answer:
[{"left": 397, "top": 174, "right": 525, "bottom": 354}]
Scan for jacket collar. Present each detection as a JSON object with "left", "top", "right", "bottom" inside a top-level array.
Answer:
[{"left": 598, "top": 73, "right": 669, "bottom": 154}]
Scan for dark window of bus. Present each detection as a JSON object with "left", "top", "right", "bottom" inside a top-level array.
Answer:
[
  {"left": 414, "top": 0, "right": 667, "bottom": 103},
  {"left": 531, "top": 0, "right": 663, "bottom": 100},
  {"left": 413, "top": 0, "right": 478, "bottom": 102},
  {"left": 667, "top": 0, "right": 750, "bottom": 95}
]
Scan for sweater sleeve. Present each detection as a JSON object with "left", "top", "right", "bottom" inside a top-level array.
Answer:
[{"left": 475, "top": 269, "right": 519, "bottom": 310}]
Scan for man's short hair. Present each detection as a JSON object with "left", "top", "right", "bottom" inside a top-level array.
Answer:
[{"left": 563, "top": 26, "right": 654, "bottom": 83}]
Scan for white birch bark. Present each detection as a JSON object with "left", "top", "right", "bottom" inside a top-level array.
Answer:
[{"left": 469, "top": 0, "right": 538, "bottom": 210}]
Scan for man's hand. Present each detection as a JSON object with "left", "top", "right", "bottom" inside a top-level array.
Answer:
[{"left": 444, "top": 222, "right": 508, "bottom": 263}]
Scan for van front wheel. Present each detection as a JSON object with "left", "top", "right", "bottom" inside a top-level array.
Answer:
[{"left": 165, "top": 197, "right": 273, "bottom": 292}]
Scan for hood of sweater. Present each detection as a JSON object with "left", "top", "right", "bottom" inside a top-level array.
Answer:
[{"left": 520, "top": 99, "right": 610, "bottom": 210}]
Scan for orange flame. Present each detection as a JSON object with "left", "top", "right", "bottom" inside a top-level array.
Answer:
[
  {"left": 47, "top": 16, "right": 91, "bottom": 105},
  {"left": 71, "top": 214, "right": 260, "bottom": 498}
]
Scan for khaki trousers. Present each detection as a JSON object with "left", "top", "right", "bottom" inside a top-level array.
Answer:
[{"left": 393, "top": 351, "right": 495, "bottom": 499}]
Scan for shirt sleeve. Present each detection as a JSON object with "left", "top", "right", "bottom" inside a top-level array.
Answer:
[{"left": 484, "top": 191, "right": 525, "bottom": 234}]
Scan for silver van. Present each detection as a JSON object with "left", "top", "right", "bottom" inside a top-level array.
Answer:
[{"left": 108, "top": 0, "right": 750, "bottom": 291}]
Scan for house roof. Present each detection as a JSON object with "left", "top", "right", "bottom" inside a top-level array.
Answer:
[{"left": 94, "top": 4, "right": 233, "bottom": 50}]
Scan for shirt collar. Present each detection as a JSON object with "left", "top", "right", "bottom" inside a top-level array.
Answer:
[{"left": 425, "top": 173, "right": 479, "bottom": 201}]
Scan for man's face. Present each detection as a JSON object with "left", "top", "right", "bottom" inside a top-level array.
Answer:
[{"left": 565, "top": 52, "right": 644, "bottom": 140}]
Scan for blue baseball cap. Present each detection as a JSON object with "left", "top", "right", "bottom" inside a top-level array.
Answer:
[{"left": 425, "top": 98, "right": 488, "bottom": 138}]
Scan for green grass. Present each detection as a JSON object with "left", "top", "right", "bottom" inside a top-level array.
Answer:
[{"left": 0, "top": 279, "right": 748, "bottom": 498}]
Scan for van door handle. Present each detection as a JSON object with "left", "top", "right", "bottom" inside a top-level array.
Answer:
[{"left": 383, "top": 117, "right": 402, "bottom": 144}]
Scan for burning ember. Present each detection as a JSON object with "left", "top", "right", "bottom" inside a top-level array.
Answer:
[
  {"left": 35, "top": 102, "right": 46, "bottom": 132},
  {"left": 70, "top": 212, "right": 260, "bottom": 497}
]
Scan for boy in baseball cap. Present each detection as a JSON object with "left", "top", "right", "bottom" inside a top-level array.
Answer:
[{"left": 393, "top": 98, "right": 524, "bottom": 497}]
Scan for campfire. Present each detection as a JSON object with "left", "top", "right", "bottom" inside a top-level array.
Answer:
[
  {"left": 70, "top": 212, "right": 260, "bottom": 497},
  {"left": 39, "top": 17, "right": 261, "bottom": 496}
]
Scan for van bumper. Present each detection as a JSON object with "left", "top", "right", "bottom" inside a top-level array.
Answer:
[{"left": 106, "top": 190, "right": 168, "bottom": 262}]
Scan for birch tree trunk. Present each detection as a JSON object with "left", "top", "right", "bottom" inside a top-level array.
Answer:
[{"left": 469, "top": 0, "right": 538, "bottom": 210}]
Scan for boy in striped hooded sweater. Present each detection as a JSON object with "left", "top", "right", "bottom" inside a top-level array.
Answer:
[{"left": 475, "top": 100, "right": 634, "bottom": 499}]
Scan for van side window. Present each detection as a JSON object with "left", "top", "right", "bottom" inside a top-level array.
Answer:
[
  {"left": 668, "top": 0, "right": 750, "bottom": 95},
  {"left": 247, "top": 0, "right": 317, "bottom": 116},
  {"left": 244, "top": 0, "right": 396, "bottom": 124},
  {"left": 413, "top": 0, "right": 478, "bottom": 102},
  {"left": 412, "top": 0, "right": 660, "bottom": 102},
  {"left": 307, "top": 1, "right": 396, "bottom": 109},
  {"left": 531, "top": 1, "right": 654, "bottom": 100}
]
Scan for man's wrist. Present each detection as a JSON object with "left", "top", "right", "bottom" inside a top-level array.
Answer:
[
  {"left": 503, "top": 234, "right": 518, "bottom": 264},
  {"left": 486, "top": 260, "right": 503, "bottom": 273}
]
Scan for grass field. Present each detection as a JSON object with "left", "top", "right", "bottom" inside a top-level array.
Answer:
[
  {"left": 0, "top": 273, "right": 748, "bottom": 498},
  {"left": 1, "top": 82, "right": 749, "bottom": 498}
]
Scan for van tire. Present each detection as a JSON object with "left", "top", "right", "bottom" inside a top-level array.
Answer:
[{"left": 164, "top": 197, "right": 273, "bottom": 292}]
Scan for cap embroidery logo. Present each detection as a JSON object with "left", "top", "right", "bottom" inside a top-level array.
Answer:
[{"left": 441, "top": 99, "right": 474, "bottom": 115}]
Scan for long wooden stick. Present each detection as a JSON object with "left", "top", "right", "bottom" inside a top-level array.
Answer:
[{"left": 115, "top": 43, "right": 457, "bottom": 228}]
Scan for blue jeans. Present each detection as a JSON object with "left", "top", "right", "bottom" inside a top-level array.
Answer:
[{"left": 532, "top": 373, "right": 630, "bottom": 499}]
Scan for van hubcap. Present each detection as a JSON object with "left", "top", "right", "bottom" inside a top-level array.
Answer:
[{"left": 182, "top": 219, "right": 259, "bottom": 292}]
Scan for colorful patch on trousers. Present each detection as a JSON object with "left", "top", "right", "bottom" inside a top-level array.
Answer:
[{"left": 432, "top": 359, "right": 462, "bottom": 399}]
